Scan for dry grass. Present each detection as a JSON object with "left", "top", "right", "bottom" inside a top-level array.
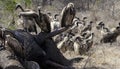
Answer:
[
  {"left": 1, "top": 1, "right": 120, "bottom": 69},
  {"left": 62, "top": 10, "right": 120, "bottom": 69},
  {"left": 63, "top": 39, "right": 120, "bottom": 69}
]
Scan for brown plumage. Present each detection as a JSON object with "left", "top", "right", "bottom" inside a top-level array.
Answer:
[
  {"left": 36, "top": 6, "right": 51, "bottom": 33},
  {"left": 74, "top": 33, "right": 94, "bottom": 55},
  {"left": 100, "top": 27, "right": 120, "bottom": 44},
  {"left": 5, "top": 35, "right": 25, "bottom": 60},
  {"left": 61, "top": 3, "right": 76, "bottom": 27},
  {"left": 81, "top": 24, "right": 92, "bottom": 34},
  {"left": 15, "top": 4, "right": 38, "bottom": 34}
]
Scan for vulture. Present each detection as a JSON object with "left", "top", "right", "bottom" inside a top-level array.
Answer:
[
  {"left": 96, "top": 22, "right": 104, "bottom": 30},
  {"left": 2, "top": 29, "right": 47, "bottom": 66},
  {"left": 82, "top": 17, "right": 87, "bottom": 26},
  {"left": 36, "top": 6, "right": 51, "bottom": 33},
  {"left": 0, "top": 28, "right": 26, "bottom": 63},
  {"left": 100, "top": 26, "right": 120, "bottom": 44},
  {"left": 5, "top": 35, "right": 26, "bottom": 61},
  {"left": 51, "top": 14, "right": 60, "bottom": 32},
  {"left": 74, "top": 32, "right": 94, "bottom": 55},
  {"left": 47, "top": 12, "right": 53, "bottom": 23},
  {"left": 119, "top": 22, "right": 120, "bottom": 26},
  {"left": 96, "top": 22, "right": 110, "bottom": 32},
  {"left": 81, "top": 21, "right": 93, "bottom": 34},
  {"left": 61, "top": 3, "right": 76, "bottom": 27},
  {"left": 15, "top": 4, "right": 38, "bottom": 34},
  {"left": 96, "top": 22, "right": 110, "bottom": 35},
  {"left": 96, "top": 22, "right": 120, "bottom": 44},
  {"left": 0, "top": 28, "right": 73, "bottom": 69}
]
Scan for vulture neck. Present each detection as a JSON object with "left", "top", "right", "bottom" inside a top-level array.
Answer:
[
  {"left": 38, "top": 9, "right": 42, "bottom": 17},
  {"left": 38, "top": 9, "right": 42, "bottom": 22},
  {"left": 18, "top": 6, "right": 25, "bottom": 12},
  {"left": 54, "top": 15, "right": 57, "bottom": 19}
]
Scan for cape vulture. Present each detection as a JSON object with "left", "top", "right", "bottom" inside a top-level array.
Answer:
[
  {"left": 15, "top": 4, "right": 37, "bottom": 34},
  {"left": 36, "top": 6, "right": 51, "bottom": 33},
  {"left": 61, "top": 3, "right": 76, "bottom": 27}
]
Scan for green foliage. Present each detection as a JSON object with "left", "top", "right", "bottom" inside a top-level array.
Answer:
[
  {"left": 0, "top": 0, "right": 32, "bottom": 29},
  {"left": 24, "top": 0, "right": 32, "bottom": 8},
  {"left": 0, "top": 0, "right": 16, "bottom": 13},
  {"left": 96, "top": 0, "right": 100, "bottom": 5},
  {"left": 0, "top": 0, "right": 32, "bottom": 13},
  {"left": 8, "top": 25, "right": 16, "bottom": 30}
]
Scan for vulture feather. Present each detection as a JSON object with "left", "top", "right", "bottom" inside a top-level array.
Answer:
[
  {"left": 15, "top": 4, "right": 25, "bottom": 12},
  {"left": 5, "top": 35, "right": 25, "bottom": 60},
  {"left": 15, "top": 4, "right": 38, "bottom": 34},
  {"left": 36, "top": 6, "right": 51, "bottom": 33},
  {"left": 61, "top": 3, "right": 76, "bottom": 27}
]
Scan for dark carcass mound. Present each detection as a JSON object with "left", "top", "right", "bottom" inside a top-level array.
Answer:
[{"left": 4, "top": 29, "right": 73, "bottom": 69}]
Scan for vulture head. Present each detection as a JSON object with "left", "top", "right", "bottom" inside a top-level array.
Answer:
[
  {"left": 82, "top": 17, "right": 87, "bottom": 26},
  {"left": 96, "top": 22, "right": 104, "bottom": 30},
  {"left": 54, "top": 14, "right": 59, "bottom": 20},
  {"left": 67, "top": 3, "right": 74, "bottom": 8},
  {"left": 115, "top": 26, "right": 120, "bottom": 34},
  {"left": 37, "top": 6, "right": 42, "bottom": 16},
  {"left": 90, "top": 21, "right": 93, "bottom": 24},
  {"left": 47, "top": 12, "right": 52, "bottom": 16},
  {"left": 88, "top": 21, "right": 93, "bottom": 27},
  {"left": 67, "top": 3, "right": 74, "bottom": 14},
  {"left": 83, "top": 17, "right": 87, "bottom": 20},
  {"left": 118, "top": 22, "right": 120, "bottom": 26},
  {"left": 61, "top": 2, "right": 76, "bottom": 28}
]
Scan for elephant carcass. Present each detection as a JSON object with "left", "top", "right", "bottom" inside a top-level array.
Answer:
[{"left": 4, "top": 29, "right": 72, "bottom": 69}]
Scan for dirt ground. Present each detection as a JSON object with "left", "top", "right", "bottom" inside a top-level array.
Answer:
[
  {"left": 63, "top": 36, "right": 120, "bottom": 69},
  {"left": 49, "top": 8, "right": 120, "bottom": 68}
]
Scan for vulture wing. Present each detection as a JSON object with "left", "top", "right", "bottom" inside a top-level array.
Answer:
[
  {"left": 6, "top": 35, "right": 25, "bottom": 59},
  {"left": 40, "top": 14, "right": 51, "bottom": 33}
]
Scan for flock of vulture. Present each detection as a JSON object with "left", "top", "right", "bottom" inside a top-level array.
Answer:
[{"left": 0, "top": 2, "right": 120, "bottom": 69}]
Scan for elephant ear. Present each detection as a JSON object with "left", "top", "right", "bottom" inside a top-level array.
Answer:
[{"left": 61, "top": 3, "right": 76, "bottom": 28}]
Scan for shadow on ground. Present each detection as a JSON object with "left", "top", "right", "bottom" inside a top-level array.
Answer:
[{"left": 83, "top": 66, "right": 105, "bottom": 69}]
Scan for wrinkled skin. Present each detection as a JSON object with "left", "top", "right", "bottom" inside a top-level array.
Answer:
[
  {"left": 5, "top": 30, "right": 47, "bottom": 67},
  {"left": 3, "top": 29, "right": 74, "bottom": 69}
]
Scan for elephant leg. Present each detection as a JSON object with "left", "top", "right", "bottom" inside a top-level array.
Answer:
[{"left": 43, "top": 39, "right": 70, "bottom": 66}]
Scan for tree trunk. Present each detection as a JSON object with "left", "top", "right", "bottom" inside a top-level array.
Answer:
[{"left": 0, "top": 50, "right": 24, "bottom": 69}]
